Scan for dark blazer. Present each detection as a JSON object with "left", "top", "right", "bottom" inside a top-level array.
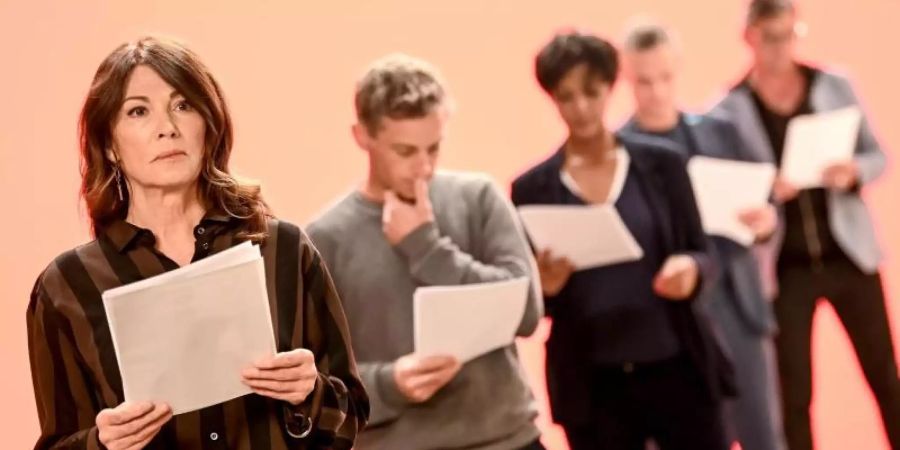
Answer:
[
  {"left": 510, "top": 132, "right": 736, "bottom": 426},
  {"left": 620, "top": 113, "right": 777, "bottom": 336}
]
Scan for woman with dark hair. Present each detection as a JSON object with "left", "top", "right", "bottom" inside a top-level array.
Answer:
[
  {"left": 511, "top": 31, "right": 733, "bottom": 450},
  {"left": 27, "top": 36, "right": 368, "bottom": 450}
]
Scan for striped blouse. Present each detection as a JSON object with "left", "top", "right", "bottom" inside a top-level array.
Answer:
[{"left": 27, "top": 212, "right": 369, "bottom": 449}]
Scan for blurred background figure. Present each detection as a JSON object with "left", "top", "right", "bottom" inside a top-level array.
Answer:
[
  {"left": 711, "top": 1, "right": 900, "bottom": 449},
  {"left": 512, "top": 31, "right": 733, "bottom": 450},
  {"left": 619, "top": 20, "right": 787, "bottom": 450},
  {"left": 307, "top": 53, "right": 545, "bottom": 450}
]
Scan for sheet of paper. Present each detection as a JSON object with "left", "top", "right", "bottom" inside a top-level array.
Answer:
[
  {"left": 517, "top": 205, "right": 644, "bottom": 270},
  {"left": 104, "top": 241, "right": 257, "bottom": 298},
  {"left": 781, "top": 106, "right": 862, "bottom": 189},
  {"left": 103, "top": 245, "right": 276, "bottom": 415},
  {"left": 414, "top": 277, "right": 530, "bottom": 363},
  {"left": 688, "top": 156, "right": 776, "bottom": 246}
]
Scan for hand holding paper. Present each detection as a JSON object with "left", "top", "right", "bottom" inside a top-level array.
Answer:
[
  {"left": 103, "top": 242, "right": 277, "bottom": 415},
  {"left": 773, "top": 176, "right": 800, "bottom": 203},
  {"left": 414, "top": 278, "right": 530, "bottom": 364},
  {"left": 822, "top": 160, "right": 860, "bottom": 191},
  {"left": 536, "top": 250, "right": 575, "bottom": 296},
  {"left": 687, "top": 156, "right": 776, "bottom": 246},
  {"left": 738, "top": 204, "right": 778, "bottom": 242},
  {"left": 242, "top": 349, "right": 318, "bottom": 406},
  {"left": 653, "top": 254, "right": 699, "bottom": 301},
  {"left": 781, "top": 106, "right": 862, "bottom": 189},
  {"left": 96, "top": 402, "right": 172, "bottom": 450},
  {"left": 393, "top": 353, "right": 462, "bottom": 403}
]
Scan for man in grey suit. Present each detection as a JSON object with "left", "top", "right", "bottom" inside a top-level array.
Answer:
[
  {"left": 710, "top": 1, "right": 900, "bottom": 449},
  {"left": 619, "top": 22, "right": 786, "bottom": 450}
]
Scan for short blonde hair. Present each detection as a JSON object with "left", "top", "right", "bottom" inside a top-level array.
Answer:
[
  {"left": 354, "top": 53, "right": 447, "bottom": 135},
  {"left": 623, "top": 21, "right": 672, "bottom": 52}
]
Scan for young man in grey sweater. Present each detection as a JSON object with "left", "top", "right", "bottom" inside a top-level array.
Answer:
[{"left": 306, "top": 54, "right": 545, "bottom": 450}]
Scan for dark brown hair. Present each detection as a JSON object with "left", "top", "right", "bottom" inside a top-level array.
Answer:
[
  {"left": 79, "top": 36, "right": 269, "bottom": 240},
  {"left": 535, "top": 31, "right": 619, "bottom": 94}
]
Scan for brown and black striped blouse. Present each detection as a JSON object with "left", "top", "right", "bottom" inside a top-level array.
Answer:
[{"left": 27, "top": 212, "right": 369, "bottom": 449}]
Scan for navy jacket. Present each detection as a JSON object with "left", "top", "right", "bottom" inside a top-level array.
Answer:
[
  {"left": 510, "top": 132, "right": 736, "bottom": 426},
  {"left": 620, "top": 114, "right": 777, "bottom": 336}
]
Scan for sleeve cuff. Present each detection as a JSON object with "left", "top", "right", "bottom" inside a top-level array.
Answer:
[
  {"left": 686, "top": 252, "right": 708, "bottom": 302},
  {"left": 282, "top": 375, "right": 322, "bottom": 439},
  {"left": 89, "top": 426, "right": 108, "bottom": 450},
  {"left": 394, "top": 222, "right": 440, "bottom": 263},
  {"left": 375, "top": 362, "right": 409, "bottom": 409}
]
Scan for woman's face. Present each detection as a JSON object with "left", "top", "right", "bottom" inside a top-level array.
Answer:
[
  {"left": 110, "top": 65, "right": 206, "bottom": 194},
  {"left": 551, "top": 63, "right": 611, "bottom": 141}
]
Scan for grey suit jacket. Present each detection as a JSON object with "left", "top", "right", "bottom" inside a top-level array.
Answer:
[
  {"left": 710, "top": 68, "right": 886, "bottom": 298},
  {"left": 620, "top": 114, "right": 777, "bottom": 335}
]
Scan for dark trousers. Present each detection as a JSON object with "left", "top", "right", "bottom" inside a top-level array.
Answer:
[
  {"left": 775, "top": 258, "right": 900, "bottom": 450},
  {"left": 562, "top": 355, "right": 729, "bottom": 450},
  {"left": 518, "top": 439, "right": 547, "bottom": 450}
]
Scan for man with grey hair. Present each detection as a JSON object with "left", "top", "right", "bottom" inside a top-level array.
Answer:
[
  {"left": 619, "top": 20, "right": 787, "bottom": 450},
  {"left": 306, "top": 53, "right": 545, "bottom": 450},
  {"left": 711, "top": 1, "right": 900, "bottom": 449}
]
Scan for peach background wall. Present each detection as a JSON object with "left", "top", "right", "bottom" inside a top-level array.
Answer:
[{"left": 1, "top": 1, "right": 898, "bottom": 448}]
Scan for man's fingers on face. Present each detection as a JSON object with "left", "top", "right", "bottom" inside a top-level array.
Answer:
[{"left": 414, "top": 178, "right": 430, "bottom": 207}]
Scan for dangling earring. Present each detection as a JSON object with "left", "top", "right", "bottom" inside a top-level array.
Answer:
[{"left": 114, "top": 164, "right": 125, "bottom": 202}]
